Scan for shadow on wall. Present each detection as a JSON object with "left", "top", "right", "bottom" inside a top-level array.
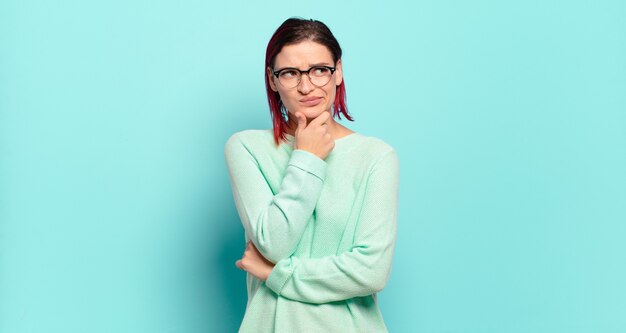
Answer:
[
  {"left": 213, "top": 210, "right": 247, "bottom": 330},
  {"left": 209, "top": 90, "right": 269, "bottom": 330},
  {"left": 161, "top": 168, "right": 248, "bottom": 331}
]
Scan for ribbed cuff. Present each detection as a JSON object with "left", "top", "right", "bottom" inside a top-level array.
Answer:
[
  {"left": 265, "top": 257, "right": 295, "bottom": 296},
  {"left": 288, "top": 149, "right": 327, "bottom": 181}
]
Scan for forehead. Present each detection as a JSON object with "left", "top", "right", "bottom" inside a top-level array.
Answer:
[{"left": 273, "top": 41, "right": 334, "bottom": 68}]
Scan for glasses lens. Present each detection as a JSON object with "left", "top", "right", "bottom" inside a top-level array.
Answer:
[
  {"left": 309, "top": 67, "right": 333, "bottom": 87},
  {"left": 278, "top": 69, "right": 300, "bottom": 88}
]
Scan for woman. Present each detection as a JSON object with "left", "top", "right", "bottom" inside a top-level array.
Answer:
[{"left": 224, "top": 17, "right": 399, "bottom": 333}]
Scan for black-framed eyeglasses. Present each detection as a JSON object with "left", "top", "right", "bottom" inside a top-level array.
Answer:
[{"left": 272, "top": 65, "right": 336, "bottom": 88}]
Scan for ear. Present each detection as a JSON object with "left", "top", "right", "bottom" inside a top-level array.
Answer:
[
  {"left": 267, "top": 67, "right": 278, "bottom": 92},
  {"left": 335, "top": 59, "right": 343, "bottom": 86}
]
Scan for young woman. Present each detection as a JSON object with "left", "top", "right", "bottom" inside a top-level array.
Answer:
[{"left": 224, "top": 17, "right": 399, "bottom": 332}]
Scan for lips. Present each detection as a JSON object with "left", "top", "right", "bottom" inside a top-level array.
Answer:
[
  {"left": 300, "top": 96, "right": 322, "bottom": 102},
  {"left": 299, "top": 96, "right": 323, "bottom": 106}
]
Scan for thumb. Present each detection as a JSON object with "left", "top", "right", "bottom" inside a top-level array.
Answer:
[
  {"left": 235, "top": 259, "right": 243, "bottom": 270},
  {"left": 295, "top": 112, "right": 307, "bottom": 133}
]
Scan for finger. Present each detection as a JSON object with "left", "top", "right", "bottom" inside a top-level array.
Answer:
[
  {"left": 309, "top": 111, "right": 331, "bottom": 127},
  {"left": 235, "top": 260, "right": 243, "bottom": 270},
  {"left": 295, "top": 112, "right": 307, "bottom": 133}
]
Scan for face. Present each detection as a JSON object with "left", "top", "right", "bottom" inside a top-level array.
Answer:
[{"left": 268, "top": 40, "right": 343, "bottom": 121}]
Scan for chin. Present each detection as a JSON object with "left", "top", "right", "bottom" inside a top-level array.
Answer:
[
  {"left": 286, "top": 104, "right": 332, "bottom": 120},
  {"left": 301, "top": 107, "right": 330, "bottom": 119}
]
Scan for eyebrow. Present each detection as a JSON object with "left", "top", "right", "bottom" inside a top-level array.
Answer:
[
  {"left": 275, "top": 62, "right": 334, "bottom": 70},
  {"left": 308, "top": 62, "right": 333, "bottom": 67}
]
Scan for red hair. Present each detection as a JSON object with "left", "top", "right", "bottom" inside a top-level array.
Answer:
[{"left": 265, "top": 18, "right": 353, "bottom": 145}]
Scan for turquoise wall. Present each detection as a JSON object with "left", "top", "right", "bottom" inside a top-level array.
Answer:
[{"left": 1, "top": 1, "right": 625, "bottom": 332}]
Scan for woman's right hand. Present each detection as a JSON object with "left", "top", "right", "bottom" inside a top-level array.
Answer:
[{"left": 293, "top": 111, "right": 335, "bottom": 160}]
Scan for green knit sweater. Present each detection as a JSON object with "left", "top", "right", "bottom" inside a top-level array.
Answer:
[{"left": 224, "top": 129, "right": 399, "bottom": 333}]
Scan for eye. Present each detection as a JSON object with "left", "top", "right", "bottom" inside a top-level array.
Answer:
[
  {"left": 279, "top": 69, "right": 298, "bottom": 78},
  {"left": 311, "top": 66, "right": 330, "bottom": 76}
]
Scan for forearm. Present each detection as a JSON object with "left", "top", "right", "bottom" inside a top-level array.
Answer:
[
  {"left": 226, "top": 135, "right": 327, "bottom": 263},
  {"left": 236, "top": 155, "right": 323, "bottom": 262},
  {"left": 266, "top": 241, "right": 395, "bottom": 304}
]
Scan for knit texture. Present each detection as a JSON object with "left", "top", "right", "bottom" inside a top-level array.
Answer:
[{"left": 224, "top": 129, "right": 399, "bottom": 333}]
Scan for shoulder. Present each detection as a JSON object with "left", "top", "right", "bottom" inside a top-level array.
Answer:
[
  {"left": 353, "top": 135, "right": 399, "bottom": 181},
  {"left": 225, "top": 129, "right": 273, "bottom": 145},
  {"left": 352, "top": 133, "right": 397, "bottom": 165},
  {"left": 224, "top": 129, "right": 275, "bottom": 153}
]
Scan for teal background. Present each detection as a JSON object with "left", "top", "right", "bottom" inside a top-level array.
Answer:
[{"left": 1, "top": 0, "right": 625, "bottom": 332}]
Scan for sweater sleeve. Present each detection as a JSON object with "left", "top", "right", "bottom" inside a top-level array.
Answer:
[
  {"left": 224, "top": 133, "right": 327, "bottom": 263},
  {"left": 265, "top": 149, "right": 399, "bottom": 304}
]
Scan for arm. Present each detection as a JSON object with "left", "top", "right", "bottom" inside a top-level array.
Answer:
[
  {"left": 265, "top": 149, "right": 399, "bottom": 304},
  {"left": 224, "top": 133, "right": 327, "bottom": 263}
]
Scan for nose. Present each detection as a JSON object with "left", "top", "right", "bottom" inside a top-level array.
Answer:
[{"left": 297, "top": 73, "right": 314, "bottom": 94}]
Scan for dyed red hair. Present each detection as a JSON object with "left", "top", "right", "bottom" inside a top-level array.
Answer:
[{"left": 265, "top": 18, "right": 353, "bottom": 145}]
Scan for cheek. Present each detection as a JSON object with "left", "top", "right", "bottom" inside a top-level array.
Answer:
[
  {"left": 325, "top": 86, "right": 337, "bottom": 105},
  {"left": 277, "top": 91, "right": 296, "bottom": 109}
]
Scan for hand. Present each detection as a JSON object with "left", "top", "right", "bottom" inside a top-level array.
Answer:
[
  {"left": 235, "top": 241, "right": 275, "bottom": 281},
  {"left": 293, "top": 111, "right": 335, "bottom": 160}
]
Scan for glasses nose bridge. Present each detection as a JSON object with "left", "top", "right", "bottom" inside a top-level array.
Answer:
[{"left": 296, "top": 68, "right": 315, "bottom": 87}]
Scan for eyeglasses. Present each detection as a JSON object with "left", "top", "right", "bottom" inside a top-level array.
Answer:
[{"left": 272, "top": 65, "right": 336, "bottom": 89}]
